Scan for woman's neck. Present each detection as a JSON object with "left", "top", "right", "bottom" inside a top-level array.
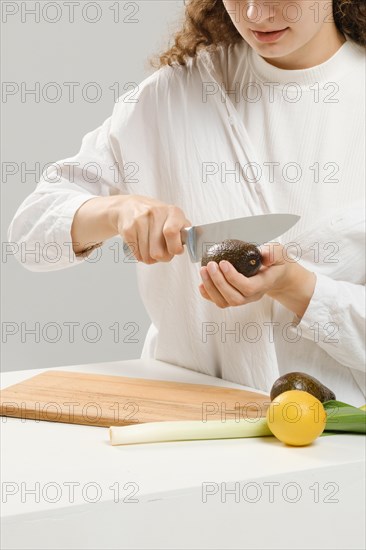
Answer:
[{"left": 263, "top": 25, "right": 346, "bottom": 70}]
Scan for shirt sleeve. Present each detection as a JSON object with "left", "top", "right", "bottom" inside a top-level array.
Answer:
[
  {"left": 290, "top": 272, "right": 365, "bottom": 373},
  {"left": 284, "top": 204, "right": 366, "bottom": 375},
  {"left": 7, "top": 101, "right": 129, "bottom": 272}
]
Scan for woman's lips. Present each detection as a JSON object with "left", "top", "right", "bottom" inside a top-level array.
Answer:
[{"left": 251, "top": 28, "right": 289, "bottom": 43}]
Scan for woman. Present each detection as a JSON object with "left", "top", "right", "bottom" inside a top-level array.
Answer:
[{"left": 8, "top": 1, "right": 365, "bottom": 403}]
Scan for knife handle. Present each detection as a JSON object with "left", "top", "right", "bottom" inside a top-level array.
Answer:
[{"left": 122, "top": 227, "right": 195, "bottom": 262}]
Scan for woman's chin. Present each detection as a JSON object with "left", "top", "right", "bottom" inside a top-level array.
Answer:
[{"left": 249, "top": 42, "right": 292, "bottom": 59}]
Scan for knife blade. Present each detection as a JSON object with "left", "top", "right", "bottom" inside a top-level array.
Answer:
[{"left": 181, "top": 213, "right": 300, "bottom": 263}]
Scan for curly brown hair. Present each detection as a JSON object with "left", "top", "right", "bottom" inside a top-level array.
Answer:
[{"left": 152, "top": 0, "right": 366, "bottom": 68}]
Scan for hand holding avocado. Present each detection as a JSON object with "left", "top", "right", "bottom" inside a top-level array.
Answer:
[{"left": 199, "top": 239, "right": 316, "bottom": 318}]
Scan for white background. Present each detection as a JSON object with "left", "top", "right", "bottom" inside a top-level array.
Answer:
[{"left": 2, "top": 1, "right": 185, "bottom": 371}]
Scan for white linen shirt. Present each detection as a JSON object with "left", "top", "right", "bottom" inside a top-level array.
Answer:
[{"left": 8, "top": 37, "right": 366, "bottom": 404}]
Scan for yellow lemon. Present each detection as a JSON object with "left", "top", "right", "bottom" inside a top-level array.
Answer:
[{"left": 266, "top": 390, "right": 327, "bottom": 446}]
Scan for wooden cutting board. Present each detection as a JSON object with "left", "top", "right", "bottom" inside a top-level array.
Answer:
[{"left": 0, "top": 370, "right": 269, "bottom": 427}]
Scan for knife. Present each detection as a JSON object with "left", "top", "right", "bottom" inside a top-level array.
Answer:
[{"left": 180, "top": 213, "right": 300, "bottom": 263}]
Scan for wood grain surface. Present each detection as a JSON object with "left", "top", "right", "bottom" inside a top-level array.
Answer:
[{"left": 0, "top": 370, "right": 270, "bottom": 427}]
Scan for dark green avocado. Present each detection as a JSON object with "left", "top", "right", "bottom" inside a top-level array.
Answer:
[
  {"left": 201, "top": 240, "right": 262, "bottom": 277},
  {"left": 270, "top": 372, "right": 336, "bottom": 403}
]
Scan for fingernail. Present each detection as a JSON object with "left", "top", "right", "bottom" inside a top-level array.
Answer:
[
  {"left": 200, "top": 268, "right": 209, "bottom": 281},
  {"left": 208, "top": 262, "right": 217, "bottom": 275},
  {"left": 220, "top": 261, "right": 229, "bottom": 273}
]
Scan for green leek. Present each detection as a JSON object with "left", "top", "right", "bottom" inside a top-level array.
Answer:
[
  {"left": 109, "top": 417, "right": 272, "bottom": 446},
  {"left": 109, "top": 400, "right": 366, "bottom": 446},
  {"left": 323, "top": 400, "right": 366, "bottom": 434}
]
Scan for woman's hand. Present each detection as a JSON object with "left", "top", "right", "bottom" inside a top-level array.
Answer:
[
  {"left": 199, "top": 243, "right": 316, "bottom": 318},
  {"left": 114, "top": 194, "right": 192, "bottom": 264}
]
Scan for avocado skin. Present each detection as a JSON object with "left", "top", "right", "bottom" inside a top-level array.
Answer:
[
  {"left": 270, "top": 372, "right": 336, "bottom": 403},
  {"left": 201, "top": 240, "right": 262, "bottom": 277}
]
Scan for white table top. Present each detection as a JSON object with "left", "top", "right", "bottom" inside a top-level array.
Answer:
[{"left": 1, "top": 359, "right": 365, "bottom": 550}]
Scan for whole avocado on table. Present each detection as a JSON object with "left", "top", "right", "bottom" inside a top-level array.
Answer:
[
  {"left": 270, "top": 372, "right": 336, "bottom": 403},
  {"left": 201, "top": 239, "right": 262, "bottom": 277}
]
